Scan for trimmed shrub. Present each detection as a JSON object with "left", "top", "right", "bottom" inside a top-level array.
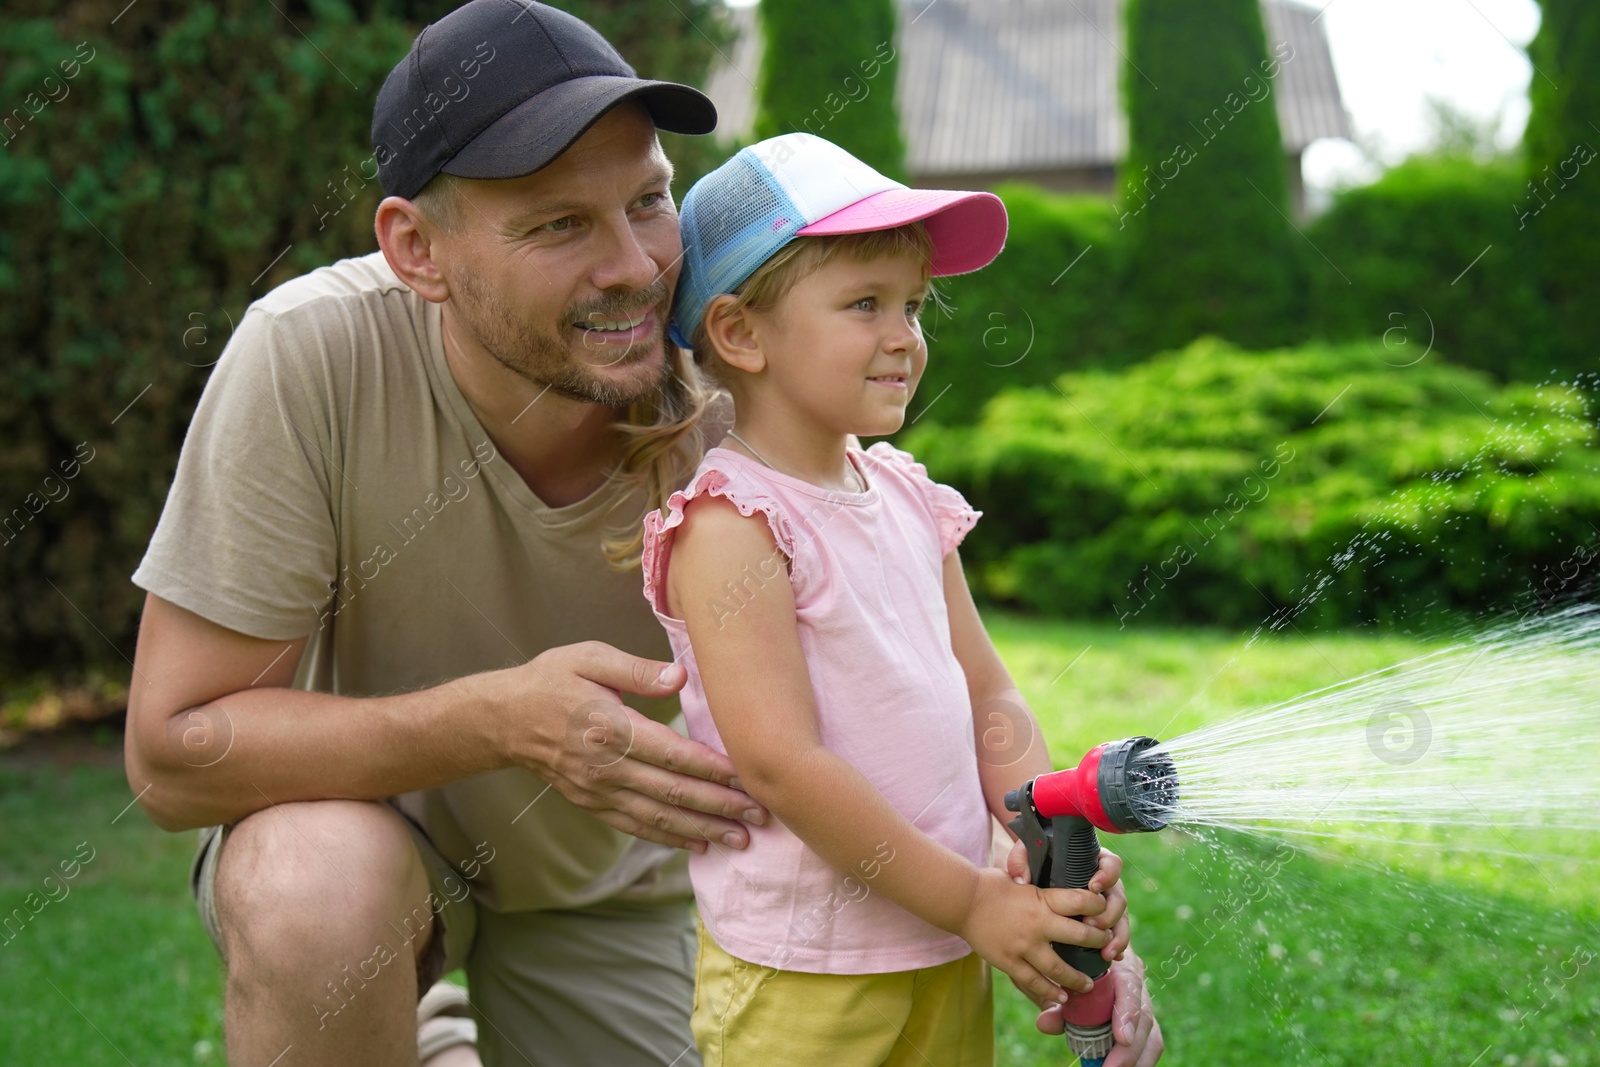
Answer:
[
  {"left": 752, "top": 0, "right": 905, "bottom": 178},
  {"left": 914, "top": 184, "right": 1127, "bottom": 428},
  {"left": 906, "top": 338, "right": 1600, "bottom": 628},
  {"left": 1119, "top": 0, "right": 1302, "bottom": 352},
  {"left": 1522, "top": 0, "right": 1600, "bottom": 372},
  {"left": 1305, "top": 156, "right": 1560, "bottom": 384}
]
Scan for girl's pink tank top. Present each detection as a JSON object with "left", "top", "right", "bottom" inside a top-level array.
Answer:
[{"left": 641, "top": 442, "right": 991, "bottom": 974}]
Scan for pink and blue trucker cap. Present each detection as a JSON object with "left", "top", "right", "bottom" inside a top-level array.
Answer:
[{"left": 669, "top": 133, "right": 1008, "bottom": 348}]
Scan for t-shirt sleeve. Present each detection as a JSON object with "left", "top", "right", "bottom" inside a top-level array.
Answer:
[
  {"left": 132, "top": 306, "right": 340, "bottom": 640},
  {"left": 863, "top": 442, "right": 982, "bottom": 557},
  {"left": 641, "top": 463, "right": 800, "bottom": 619}
]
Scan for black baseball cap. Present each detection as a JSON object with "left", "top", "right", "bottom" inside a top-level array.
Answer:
[{"left": 371, "top": 0, "right": 718, "bottom": 200}]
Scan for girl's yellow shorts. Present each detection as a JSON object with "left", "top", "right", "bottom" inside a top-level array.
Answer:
[{"left": 690, "top": 918, "right": 995, "bottom": 1067}]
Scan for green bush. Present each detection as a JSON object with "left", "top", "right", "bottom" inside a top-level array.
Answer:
[
  {"left": 906, "top": 338, "right": 1600, "bottom": 628},
  {"left": 1305, "top": 156, "right": 1561, "bottom": 384},
  {"left": 1120, "top": 0, "right": 1302, "bottom": 352},
  {"left": 0, "top": 0, "right": 727, "bottom": 678},
  {"left": 917, "top": 156, "right": 1583, "bottom": 433},
  {"left": 914, "top": 184, "right": 1127, "bottom": 427}
]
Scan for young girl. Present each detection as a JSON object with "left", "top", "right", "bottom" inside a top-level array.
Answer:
[{"left": 641, "top": 134, "right": 1127, "bottom": 1065}]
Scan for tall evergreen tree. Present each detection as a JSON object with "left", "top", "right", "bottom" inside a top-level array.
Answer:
[
  {"left": 1120, "top": 0, "right": 1301, "bottom": 352},
  {"left": 1521, "top": 0, "right": 1600, "bottom": 377},
  {"left": 753, "top": 0, "right": 905, "bottom": 179}
]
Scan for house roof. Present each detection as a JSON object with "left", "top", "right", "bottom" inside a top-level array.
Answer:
[{"left": 703, "top": 0, "right": 1350, "bottom": 177}]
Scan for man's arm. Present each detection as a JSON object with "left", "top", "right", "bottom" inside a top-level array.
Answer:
[{"left": 124, "top": 592, "right": 763, "bottom": 848}]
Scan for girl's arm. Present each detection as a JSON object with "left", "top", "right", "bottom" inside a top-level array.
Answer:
[
  {"left": 940, "top": 547, "right": 1056, "bottom": 823},
  {"left": 668, "top": 496, "right": 1109, "bottom": 1004},
  {"left": 941, "top": 547, "right": 1131, "bottom": 961}
]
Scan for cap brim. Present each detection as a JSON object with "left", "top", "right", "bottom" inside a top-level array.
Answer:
[
  {"left": 442, "top": 75, "right": 717, "bottom": 182},
  {"left": 796, "top": 189, "right": 1008, "bottom": 276}
]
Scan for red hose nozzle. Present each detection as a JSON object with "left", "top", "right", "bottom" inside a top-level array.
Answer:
[{"left": 1004, "top": 735, "right": 1177, "bottom": 835}]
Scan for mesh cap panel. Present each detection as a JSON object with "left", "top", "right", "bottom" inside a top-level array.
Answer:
[{"left": 671, "top": 153, "right": 802, "bottom": 347}]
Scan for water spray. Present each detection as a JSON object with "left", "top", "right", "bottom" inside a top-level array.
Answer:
[
  {"left": 1001, "top": 607, "right": 1600, "bottom": 1063},
  {"left": 1005, "top": 736, "right": 1180, "bottom": 1066}
]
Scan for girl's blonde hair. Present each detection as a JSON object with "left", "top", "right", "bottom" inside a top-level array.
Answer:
[
  {"left": 689, "top": 222, "right": 938, "bottom": 377},
  {"left": 600, "top": 340, "right": 723, "bottom": 569}
]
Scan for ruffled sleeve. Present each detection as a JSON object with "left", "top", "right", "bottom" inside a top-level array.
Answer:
[
  {"left": 641, "top": 464, "right": 799, "bottom": 617},
  {"left": 861, "top": 442, "right": 981, "bottom": 557}
]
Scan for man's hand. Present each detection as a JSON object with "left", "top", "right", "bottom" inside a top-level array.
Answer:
[
  {"left": 1035, "top": 950, "right": 1164, "bottom": 1066},
  {"left": 1004, "top": 843, "right": 1161, "bottom": 1062},
  {"left": 491, "top": 640, "right": 768, "bottom": 851},
  {"left": 124, "top": 598, "right": 764, "bottom": 841}
]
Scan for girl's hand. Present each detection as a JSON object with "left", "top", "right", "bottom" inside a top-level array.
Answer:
[
  {"left": 957, "top": 866, "right": 1112, "bottom": 1007},
  {"left": 1004, "top": 842, "right": 1131, "bottom": 962}
]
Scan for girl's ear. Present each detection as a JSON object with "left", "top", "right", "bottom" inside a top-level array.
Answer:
[{"left": 703, "top": 295, "right": 767, "bottom": 376}]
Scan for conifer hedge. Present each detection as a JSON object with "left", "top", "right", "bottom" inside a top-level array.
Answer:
[
  {"left": 1522, "top": 0, "right": 1600, "bottom": 375},
  {"left": 0, "top": 0, "right": 727, "bottom": 677},
  {"left": 752, "top": 0, "right": 905, "bottom": 179},
  {"left": 1119, "top": 0, "right": 1302, "bottom": 354}
]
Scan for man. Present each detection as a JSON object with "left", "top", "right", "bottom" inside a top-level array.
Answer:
[{"left": 124, "top": 2, "right": 1163, "bottom": 1065}]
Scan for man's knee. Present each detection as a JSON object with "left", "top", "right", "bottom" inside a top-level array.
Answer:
[{"left": 215, "top": 800, "right": 433, "bottom": 973}]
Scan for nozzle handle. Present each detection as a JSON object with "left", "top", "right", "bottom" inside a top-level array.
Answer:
[
  {"left": 1006, "top": 785, "right": 1112, "bottom": 983},
  {"left": 1049, "top": 817, "right": 1112, "bottom": 982}
]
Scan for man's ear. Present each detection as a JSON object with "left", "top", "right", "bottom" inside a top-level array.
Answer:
[
  {"left": 375, "top": 196, "right": 450, "bottom": 304},
  {"left": 703, "top": 295, "right": 766, "bottom": 375}
]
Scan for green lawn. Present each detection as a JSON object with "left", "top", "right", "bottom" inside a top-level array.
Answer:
[
  {"left": 2, "top": 614, "right": 1596, "bottom": 1064},
  {"left": 991, "top": 614, "right": 1600, "bottom": 1066},
  {"left": 1, "top": 741, "right": 228, "bottom": 1065}
]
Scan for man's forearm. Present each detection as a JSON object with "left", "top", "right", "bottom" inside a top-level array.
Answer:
[{"left": 129, "top": 670, "right": 508, "bottom": 831}]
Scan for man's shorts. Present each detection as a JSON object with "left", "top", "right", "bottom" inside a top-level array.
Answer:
[
  {"left": 191, "top": 808, "right": 701, "bottom": 1067},
  {"left": 690, "top": 917, "right": 995, "bottom": 1067}
]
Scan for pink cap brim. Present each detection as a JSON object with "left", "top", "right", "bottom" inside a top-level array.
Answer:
[{"left": 796, "top": 188, "right": 1008, "bottom": 276}]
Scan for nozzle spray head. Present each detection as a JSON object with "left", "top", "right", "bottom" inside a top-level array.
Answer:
[{"left": 1004, "top": 736, "right": 1178, "bottom": 834}]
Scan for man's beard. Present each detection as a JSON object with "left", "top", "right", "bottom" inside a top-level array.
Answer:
[{"left": 455, "top": 270, "right": 672, "bottom": 406}]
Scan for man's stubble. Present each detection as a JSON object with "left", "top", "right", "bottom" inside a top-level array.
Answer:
[{"left": 453, "top": 267, "right": 672, "bottom": 407}]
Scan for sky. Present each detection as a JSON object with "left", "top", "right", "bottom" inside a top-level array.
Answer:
[
  {"left": 723, "top": 0, "right": 1543, "bottom": 200},
  {"left": 1304, "top": 0, "right": 1541, "bottom": 197}
]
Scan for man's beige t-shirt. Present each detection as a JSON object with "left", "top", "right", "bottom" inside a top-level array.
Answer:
[{"left": 134, "top": 251, "right": 725, "bottom": 913}]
